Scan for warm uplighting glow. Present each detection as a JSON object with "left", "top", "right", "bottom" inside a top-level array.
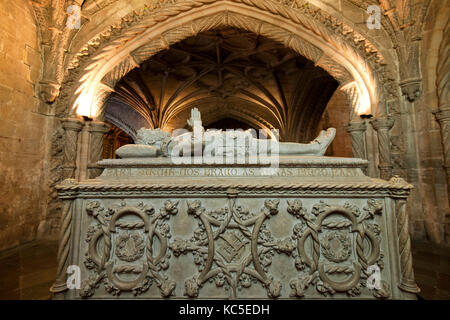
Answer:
[
  {"left": 342, "top": 81, "right": 373, "bottom": 117},
  {"left": 75, "top": 92, "right": 94, "bottom": 118},
  {"left": 356, "top": 83, "right": 372, "bottom": 116}
]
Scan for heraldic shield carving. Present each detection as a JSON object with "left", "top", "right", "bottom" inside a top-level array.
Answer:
[{"left": 81, "top": 199, "right": 179, "bottom": 297}]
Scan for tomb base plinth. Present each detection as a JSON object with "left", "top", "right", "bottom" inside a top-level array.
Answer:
[{"left": 55, "top": 156, "right": 418, "bottom": 299}]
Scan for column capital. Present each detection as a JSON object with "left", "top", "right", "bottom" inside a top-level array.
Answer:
[
  {"left": 399, "top": 78, "right": 421, "bottom": 102},
  {"left": 346, "top": 121, "right": 366, "bottom": 133},
  {"left": 61, "top": 117, "right": 84, "bottom": 132},
  {"left": 370, "top": 117, "right": 394, "bottom": 130},
  {"left": 88, "top": 121, "right": 110, "bottom": 133},
  {"left": 434, "top": 108, "right": 450, "bottom": 122}
]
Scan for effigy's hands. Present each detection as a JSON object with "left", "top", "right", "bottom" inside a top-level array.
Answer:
[{"left": 187, "top": 108, "right": 202, "bottom": 129}]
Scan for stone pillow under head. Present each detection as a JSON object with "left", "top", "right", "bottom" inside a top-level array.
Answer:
[{"left": 115, "top": 144, "right": 158, "bottom": 158}]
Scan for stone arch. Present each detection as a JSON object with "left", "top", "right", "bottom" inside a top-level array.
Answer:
[{"left": 58, "top": 0, "right": 386, "bottom": 121}]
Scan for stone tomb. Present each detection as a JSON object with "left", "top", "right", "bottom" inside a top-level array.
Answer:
[{"left": 55, "top": 156, "right": 419, "bottom": 299}]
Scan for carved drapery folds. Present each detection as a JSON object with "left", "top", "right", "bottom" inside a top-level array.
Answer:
[
  {"left": 371, "top": 117, "right": 395, "bottom": 180},
  {"left": 61, "top": 118, "right": 83, "bottom": 179}
]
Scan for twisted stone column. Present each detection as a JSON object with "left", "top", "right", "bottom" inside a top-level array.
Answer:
[
  {"left": 371, "top": 117, "right": 394, "bottom": 180},
  {"left": 395, "top": 198, "right": 420, "bottom": 294},
  {"left": 347, "top": 121, "right": 368, "bottom": 174},
  {"left": 61, "top": 118, "right": 83, "bottom": 179},
  {"left": 52, "top": 200, "right": 73, "bottom": 294},
  {"left": 435, "top": 108, "right": 450, "bottom": 191},
  {"left": 88, "top": 121, "right": 110, "bottom": 179},
  {"left": 347, "top": 121, "right": 367, "bottom": 159}
]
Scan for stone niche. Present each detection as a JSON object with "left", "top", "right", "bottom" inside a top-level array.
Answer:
[{"left": 55, "top": 156, "right": 419, "bottom": 299}]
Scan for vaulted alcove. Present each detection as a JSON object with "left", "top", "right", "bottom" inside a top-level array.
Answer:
[{"left": 104, "top": 28, "right": 340, "bottom": 149}]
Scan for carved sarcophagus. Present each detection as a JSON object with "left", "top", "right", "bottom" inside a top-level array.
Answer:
[{"left": 54, "top": 156, "right": 419, "bottom": 299}]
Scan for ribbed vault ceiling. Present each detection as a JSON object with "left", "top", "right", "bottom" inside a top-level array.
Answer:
[{"left": 105, "top": 28, "right": 338, "bottom": 142}]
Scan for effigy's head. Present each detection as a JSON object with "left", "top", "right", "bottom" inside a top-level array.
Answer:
[{"left": 135, "top": 128, "right": 171, "bottom": 147}]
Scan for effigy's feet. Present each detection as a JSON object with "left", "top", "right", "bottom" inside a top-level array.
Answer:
[
  {"left": 315, "top": 128, "right": 336, "bottom": 155},
  {"left": 311, "top": 129, "right": 327, "bottom": 144}
]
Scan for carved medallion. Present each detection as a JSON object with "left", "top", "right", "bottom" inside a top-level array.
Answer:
[
  {"left": 115, "top": 232, "right": 145, "bottom": 262},
  {"left": 321, "top": 231, "right": 351, "bottom": 263}
]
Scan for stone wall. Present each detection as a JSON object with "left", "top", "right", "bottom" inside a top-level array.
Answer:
[
  {"left": 317, "top": 90, "right": 353, "bottom": 158},
  {"left": 0, "top": 0, "right": 49, "bottom": 251},
  {"left": 404, "top": 0, "right": 450, "bottom": 244}
]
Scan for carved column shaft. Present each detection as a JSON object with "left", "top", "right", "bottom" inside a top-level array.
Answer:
[
  {"left": 88, "top": 121, "right": 110, "bottom": 179},
  {"left": 371, "top": 118, "right": 395, "bottom": 180},
  {"left": 346, "top": 121, "right": 367, "bottom": 159},
  {"left": 435, "top": 108, "right": 450, "bottom": 197},
  {"left": 52, "top": 200, "right": 73, "bottom": 294},
  {"left": 61, "top": 118, "right": 84, "bottom": 179},
  {"left": 347, "top": 121, "right": 367, "bottom": 174},
  {"left": 395, "top": 198, "right": 420, "bottom": 294}
]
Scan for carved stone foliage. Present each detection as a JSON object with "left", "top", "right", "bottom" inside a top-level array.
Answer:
[
  {"left": 159, "top": 197, "right": 390, "bottom": 299},
  {"left": 169, "top": 196, "right": 284, "bottom": 299},
  {"left": 287, "top": 199, "right": 390, "bottom": 299},
  {"left": 81, "top": 199, "right": 179, "bottom": 297}
]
